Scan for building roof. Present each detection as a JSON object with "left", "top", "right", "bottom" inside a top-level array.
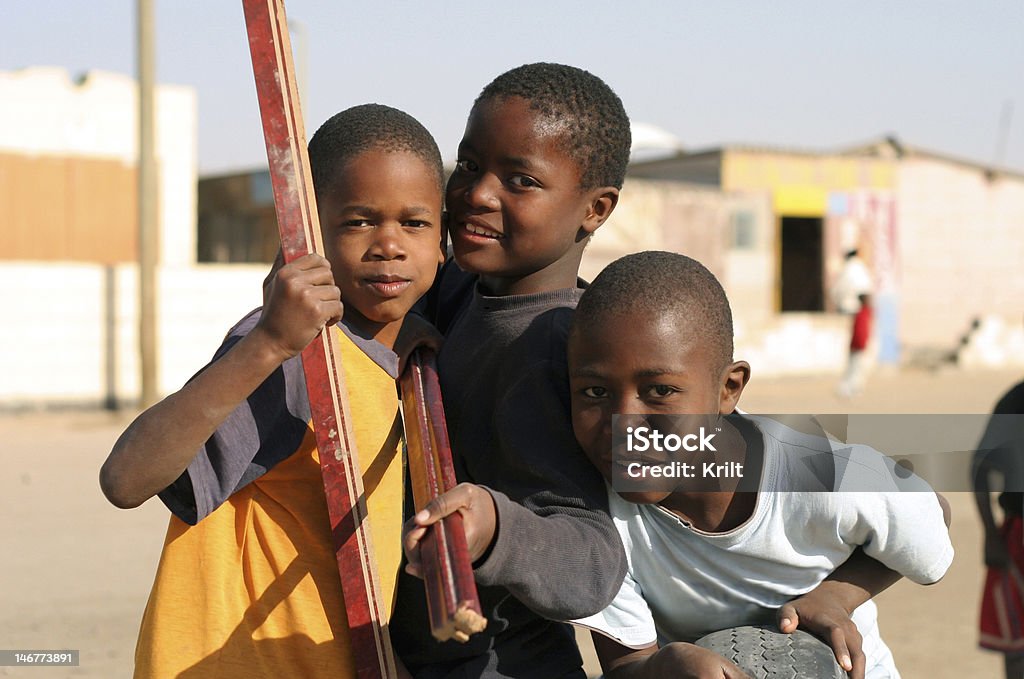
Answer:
[
  {"left": 628, "top": 134, "right": 1024, "bottom": 183},
  {"left": 839, "top": 135, "right": 1024, "bottom": 181}
]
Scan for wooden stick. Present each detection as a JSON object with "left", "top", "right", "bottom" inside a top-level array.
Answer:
[
  {"left": 241, "top": 1, "right": 397, "bottom": 676},
  {"left": 400, "top": 348, "right": 488, "bottom": 642}
]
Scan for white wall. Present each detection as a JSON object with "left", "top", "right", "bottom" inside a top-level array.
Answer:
[
  {"left": 0, "top": 263, "right": 268, "bottom": 408},
  {"left": 897, "top": 157, "right": 1024, "bottom": 362}
]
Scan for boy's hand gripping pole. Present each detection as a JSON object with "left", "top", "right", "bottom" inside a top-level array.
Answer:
[
  {"left": 241, "top": 1, "right": 397, "bottom": 676},
  {"left": 400, "top": 348, "right": 487, "bottom": 642}
]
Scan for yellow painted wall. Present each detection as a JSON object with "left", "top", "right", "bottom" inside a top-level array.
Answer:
[
  {"left": 722, "top": 151, "right": 896, "bottom": 217},
  {"left": 772, "top": 186, "right": 827, "bottom": 216}
]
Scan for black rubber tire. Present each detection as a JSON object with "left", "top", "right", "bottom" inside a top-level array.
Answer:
[{"left": 695, "top": 625, "right": 846, "bottom": 678}]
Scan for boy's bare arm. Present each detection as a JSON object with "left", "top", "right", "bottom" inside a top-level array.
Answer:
[
  {"left": 777, "top": 490, "right": 951, "bottom": 679},
  {"left": 592, "top": 633, "right": 750, "bottom": 679},
  {"left": 100, "top": 254, "right": 341, "bottom": 508},
  {"left": 775, "top": 550, "right": 886, "bottom": 679},
  {"left": 973, "top": 459, "right": 1009, "bottom": 567}
]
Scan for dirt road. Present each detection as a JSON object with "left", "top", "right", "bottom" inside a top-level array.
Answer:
[{"left": 1, "top": 366, "right": 1015, "bottom": 678}]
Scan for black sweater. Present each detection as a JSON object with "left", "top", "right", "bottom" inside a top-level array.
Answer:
[{"left": 392, "top": 263, "right": 626, "bottom": 678}]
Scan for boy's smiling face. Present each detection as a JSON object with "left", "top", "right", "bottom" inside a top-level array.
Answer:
[
  {"left": 446, "top": 96, "right": 617, "bottom": 296},
  {"left": 317, "top": 148, "right": 444, "bottom": 348},
  {"left": 568, "top": 310, "right": 747, "bottom": 504}
]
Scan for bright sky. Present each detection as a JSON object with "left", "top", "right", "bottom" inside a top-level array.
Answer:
[{"left": 3, "top": 1, "right": 1022, "bottom": 176}]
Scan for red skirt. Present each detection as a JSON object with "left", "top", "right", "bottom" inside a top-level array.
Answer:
[{"left": 980, "top": 515, "right": 1024, "bottom": 652}]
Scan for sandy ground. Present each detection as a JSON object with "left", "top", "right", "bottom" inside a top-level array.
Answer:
[{"left": 1, "top": 366, "right": 1017, "bottom": 678}]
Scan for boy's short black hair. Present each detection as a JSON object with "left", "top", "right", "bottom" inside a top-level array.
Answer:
[
  {"left": 573, "top": 251, "right": 734, "bottom": 373},
  {"left": 308, "top": 103, "right": 444, "bottom": 195},
  {"left": 475, "top": 63, "right": 631, "bottom": 190}
]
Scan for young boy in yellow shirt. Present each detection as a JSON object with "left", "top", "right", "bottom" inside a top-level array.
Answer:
[{"left": 100, "top": 104, "right": 446, "bottom": 679}]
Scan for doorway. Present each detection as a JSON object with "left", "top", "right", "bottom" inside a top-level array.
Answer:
[{"left": 780, "top": 216, "right": 824, "bottom": 312}]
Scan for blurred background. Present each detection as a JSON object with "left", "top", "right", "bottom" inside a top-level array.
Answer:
[
  {"left": 1, "top": 0, "right": 1022, "bottom": 407},
  {"left": 1, "top": 2, "right": 1022, "bottom": 677}
]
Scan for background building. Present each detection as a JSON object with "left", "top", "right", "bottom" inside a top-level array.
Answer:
[
  {"left": 613, "top": 139, "right": 1024, "bottom": 374},
  {"left": 0, "top": 67, "right": 266, "bottom": 408},
  {"left": 2, "top": 68, "right": 1021, "bottom": 405}
]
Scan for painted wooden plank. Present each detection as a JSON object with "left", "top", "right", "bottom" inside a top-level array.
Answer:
[{"left": 241, "top": 1, "right": 397, "bottom": 676}]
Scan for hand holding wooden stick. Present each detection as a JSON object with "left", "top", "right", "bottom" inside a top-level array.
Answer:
[{"left": 401, "top": 348, "right": 488, "bottom": 642}]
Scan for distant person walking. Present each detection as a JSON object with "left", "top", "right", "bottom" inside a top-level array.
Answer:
[
  {"left": 838, "top": 293, "right": 873, "bottom": 398},
  {"left": 973, "top": 379, "right": 1024, "bottom": 679},
  {"left": 833, "top": 249, "right": 872, "bottom": 315},
  {"left": 834, "top": 249, "right": 873, "bottom": 398}
]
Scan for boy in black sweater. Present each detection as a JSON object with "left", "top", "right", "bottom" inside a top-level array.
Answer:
[{"left": 396, "top": 63, "right": 631, "bottom": 678}]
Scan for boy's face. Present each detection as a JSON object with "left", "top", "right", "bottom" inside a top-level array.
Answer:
[
  {"left": 568, "top": 310, "right": 743, "bottom": 505},
  {"left": 317, "top": 149, "right": 444, "bottom": 348},
  {"left": 446, "top": 96, "right": 615, "bottom": 295}
]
